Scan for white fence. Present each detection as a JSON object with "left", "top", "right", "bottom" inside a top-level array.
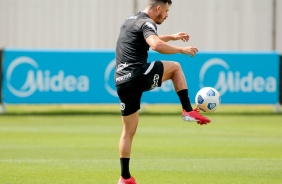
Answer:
[{"left": 0, "top": 0, "right": 281, "bottom": 53}]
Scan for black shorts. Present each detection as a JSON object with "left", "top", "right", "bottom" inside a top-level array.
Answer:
[{"left": 116, "top": 61, "right": 164, "bottom": 116}]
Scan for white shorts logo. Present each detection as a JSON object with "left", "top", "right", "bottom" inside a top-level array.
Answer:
[
  {"left": 120, "top": 103, "right": 125, "bottom": 110},
  {"left": 151, "top": 74, "right": 159, "bottom": 90}
]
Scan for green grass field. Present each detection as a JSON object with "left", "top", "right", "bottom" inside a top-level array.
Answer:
[{"left": 0, "top": 105, "right": 282, "bottom": 184}]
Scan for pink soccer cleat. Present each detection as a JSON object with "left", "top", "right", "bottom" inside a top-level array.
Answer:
[
  {"left": 118, "top": 176, "right": 137, "bottom": 184},
  {"left": 182, "top": 108, "right": 211, "bottom": 125}
]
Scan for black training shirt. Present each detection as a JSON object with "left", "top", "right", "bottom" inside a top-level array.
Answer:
[{"left": 115, "top": 12, "right": 158, "bottom": 86}]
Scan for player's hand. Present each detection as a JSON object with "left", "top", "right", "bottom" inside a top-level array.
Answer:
[
  {"left": 172, "top": 32, "right": 190, "bottom": 42},
  {"left": 180, "top": 46, "right": 198, "bottom": 57}
]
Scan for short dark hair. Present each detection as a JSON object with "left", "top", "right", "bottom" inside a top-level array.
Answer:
[
  {"left": 147, "top": 0, "right": 172, "bottom": 7},
  {"left": 158, "top": 0, "right": 172, "bottom": 5}
]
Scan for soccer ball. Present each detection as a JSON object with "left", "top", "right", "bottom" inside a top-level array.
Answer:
[{"left": 195, "top": 87, "right": 221, "bottom": 112}]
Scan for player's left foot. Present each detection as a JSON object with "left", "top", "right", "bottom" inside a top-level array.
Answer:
[{"left": 118, "top": 176, "right": 137, "bottom": 184}]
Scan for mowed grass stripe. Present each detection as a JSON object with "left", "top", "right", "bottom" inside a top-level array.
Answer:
[{"left": 0, "top": 105, "right": 281, "bottom": 183}]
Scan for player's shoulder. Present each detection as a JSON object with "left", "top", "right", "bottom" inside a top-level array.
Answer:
[
  {"left": 138, "top": 19, "right": 157, "bottom": 35},
  {"left": 127, "top": 12, "right": 154, "bottom": 25},
  {"left": 136, "top": 15, "right": 156, "bottom": 30},
  {"left": 124, "top": 12, "right": 157, "bottom": 33},
  {"left": 138, "top": 17, "right": 155, "bottom": 26}
]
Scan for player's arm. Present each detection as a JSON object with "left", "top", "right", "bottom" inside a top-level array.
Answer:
[
  {"left": 159, "top": 32, "right": 190, "bottom": 42},
  {"left": 146, "top": 34, "right": 198, "bottom": 57}
]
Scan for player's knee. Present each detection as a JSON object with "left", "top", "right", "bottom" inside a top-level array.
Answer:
[
  {"left": 122, "top": 121, "right": 138, "bottom": 138},
  {"left": 171, "top": 61, "right": 182, "bottom": 72},
  {"left": 124, "top": 129, "right": 137, "bottom": 138}
]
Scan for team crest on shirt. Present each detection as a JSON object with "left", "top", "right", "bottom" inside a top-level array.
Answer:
[{"left": 145, "top": 22, "right": 157, "bottom": 34}]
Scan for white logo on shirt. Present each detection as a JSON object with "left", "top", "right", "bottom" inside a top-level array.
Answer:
[
  {"left": 116, "top": 73, "right": 132, "bottom": 82},
  {"left": 127, "top": 15, "right": 137, "bottom": 20},
  {"left": 117, "top": 63, "right": 129, "bottom": 72}
]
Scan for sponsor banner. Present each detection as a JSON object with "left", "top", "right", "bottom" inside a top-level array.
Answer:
[
  {"left": 145, "top": 52, "right": 280, "bottom": 104},
  {"left": 280, "top": 55, "right": 282, "bottom": 104},
  {"left": 2, "top": 49, "right": 117, "bottom": 103},
  {"left": 2, "top": 49, "right": 280, "bottom": 104},
  {"left": 0, "top": 49, "right": 3, "bottom": 104}
]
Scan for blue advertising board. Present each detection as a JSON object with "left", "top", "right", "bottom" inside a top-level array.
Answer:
[{"left": 2, "top": 49, "right": 280, "bottom": 104}]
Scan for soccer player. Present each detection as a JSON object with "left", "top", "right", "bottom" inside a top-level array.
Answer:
[{"left": 115, "top": 0, "right": 210, "bottom": 183}]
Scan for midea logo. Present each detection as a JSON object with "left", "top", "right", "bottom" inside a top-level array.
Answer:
[
  {"left": 7, "top": 57, "right": 90, "bottom": 97},
  {"left": 104, "top": 59, "right": 118, "bottom": 97},
  {"left": 200, "top": 58, "right": 277, "bottom": 96}
]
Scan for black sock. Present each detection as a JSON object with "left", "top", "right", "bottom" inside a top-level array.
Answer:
[
  {"left": 120, "top": 158, "right": 131, "bottom": 179},
  {"left": 177, "top": 89, "right": 193, "bottom": 112}
]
